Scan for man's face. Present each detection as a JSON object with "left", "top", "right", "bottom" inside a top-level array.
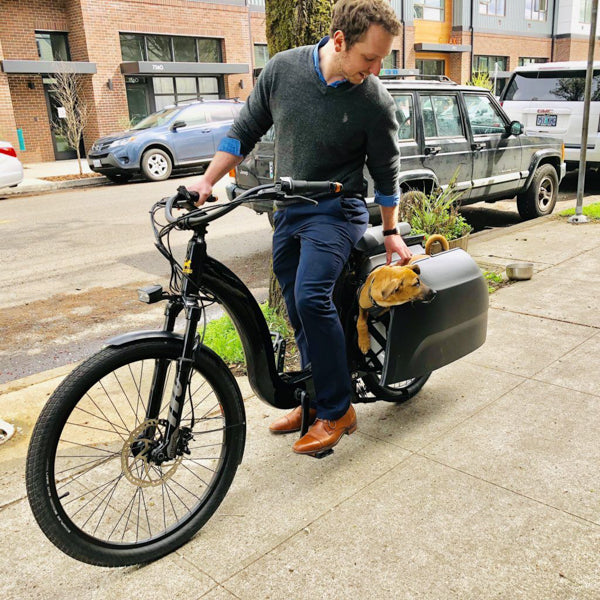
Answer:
[{"left": 333, "top": 24, "right": 395, "bottom": 85}]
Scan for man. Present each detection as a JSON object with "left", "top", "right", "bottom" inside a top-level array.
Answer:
[{"left": 189, "top": 0, "right": 412, "bottom": 456}]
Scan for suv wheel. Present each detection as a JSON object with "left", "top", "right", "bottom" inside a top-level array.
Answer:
[
  {"left": 141, "top": 149, "right": 172, "bottom": 181},
  {"left": 517, "top": 164, "right": 558, "bottom": 220}
]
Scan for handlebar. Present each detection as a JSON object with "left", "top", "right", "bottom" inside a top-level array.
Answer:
[{"left": 161, "top": 178, "right": 344, "bottom": 228}]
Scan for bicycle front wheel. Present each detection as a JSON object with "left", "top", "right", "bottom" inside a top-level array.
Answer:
[{"left": 26, "top": 339, "right": 246, "bottom": 567}]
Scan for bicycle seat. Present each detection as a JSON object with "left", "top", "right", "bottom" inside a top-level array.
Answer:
[{"left": 355, "top": 223, "right": 412, "bottom": 253}]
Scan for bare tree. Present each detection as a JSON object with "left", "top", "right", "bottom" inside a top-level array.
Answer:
[{"left": 49, "top": 69, "right": 89, "bottom": 174}]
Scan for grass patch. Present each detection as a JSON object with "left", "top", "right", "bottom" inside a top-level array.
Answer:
[
  {"left": 483, "top": 269, "right": 506, "bottom": 294},
  {"left": 202, "top": 303, "right": 295, "bottom": 370},
  {"left": 559, "top": 202, "right": 600, "bottom": 220}
]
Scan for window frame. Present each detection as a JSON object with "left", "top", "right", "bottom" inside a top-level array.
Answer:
[
  {"left": 119, "top": 33, "right": 223, "bottom": 64},
  {"left": 479, "top": 0, "right": 505, "bottom": 17},
  {"left": 35, "top": 31, "right": 71, "bottom": 62},
  {"left": 414, "top": 0, "right": 445, "bottom": 22},
  {"left": 463, "top": 92, "right": 509, "bottom": 137},
  {"left": 419, "top": 93, "right": 465, "bottom": 139}
]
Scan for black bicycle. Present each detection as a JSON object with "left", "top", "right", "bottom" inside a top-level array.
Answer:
[{"left": 26, "top": 178, "right": 488, "bottom": 567}]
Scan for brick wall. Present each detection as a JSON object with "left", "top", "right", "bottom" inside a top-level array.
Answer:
[
  {"left": 555, "top": 36, "right": 600, "bottom": 62},
  {"left": 0, "top": 37, "right": 19, "bottom": 151}
]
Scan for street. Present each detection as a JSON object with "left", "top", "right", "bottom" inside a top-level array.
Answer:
[
  {"left": 0, "top": 174, "right": 273, "bottom": 382},
  {"left": 0, "top": 169, "right": 597, "bottom": 383}
]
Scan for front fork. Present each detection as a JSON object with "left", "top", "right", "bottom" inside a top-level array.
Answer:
[{"left": 146, "top": 230, "right": 207, "bottom": 463}]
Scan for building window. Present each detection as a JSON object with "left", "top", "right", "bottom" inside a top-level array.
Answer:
[
  {"left": 119, "top": 34, "right": 222, "bottom": 63},
  {"left": 152, "top": 76, "right": 220, "bottom": 110},
  {"left": 518, "top": 57, "right": 548, "bottom": 66},
  {"left": 254, "top": 44, "right": 270, "bottom": 69},
  {"left": 383, "top": 50, "right": 399, "bottom": 70},
  {"left": 416, "top": 58, "right": 446, "bottom": 77},
  {"left": 474, "top": 55, "right": 508, "bottom": 73},
  {"left": 525, "top": 0, "right": 547, "bottom": 21},
  {"left": 35, "top": 32, "right": 70, "bottom": 61},
  {"left": 414, "top": 0, "right": 445, "bottom": 22},
  {"left": 580, "top": 0, "right": 592, "bottom": 23},
  {"left": 479, "top": 0, "right": 505, "bottom": 17}
]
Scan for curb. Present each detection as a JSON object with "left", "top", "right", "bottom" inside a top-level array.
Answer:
[
  {"left": 0, "top": 364, "right": 76, "bottom": 396},
  {"left": 0, "top": 175, "right": 110, "bottom": 199}
]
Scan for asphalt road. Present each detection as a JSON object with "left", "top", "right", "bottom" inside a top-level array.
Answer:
[
  {"left": 0, "top": 169, "right": 596, "bottom": 383},
  {"left": 0, "top": 174, "right": 273, "bottom": 382}
]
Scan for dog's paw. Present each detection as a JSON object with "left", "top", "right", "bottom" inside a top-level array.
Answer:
[{"left": 357, "top": 333, "right": 371, "bottom": 354}]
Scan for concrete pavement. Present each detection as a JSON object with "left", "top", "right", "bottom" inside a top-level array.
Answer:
[{"left": 1, "top": 203, "right": 600, "bottom": 598}]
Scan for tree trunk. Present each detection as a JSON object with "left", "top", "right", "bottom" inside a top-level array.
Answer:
[{"left": 265, "top": 0, "right": 333, "bottom": 313}]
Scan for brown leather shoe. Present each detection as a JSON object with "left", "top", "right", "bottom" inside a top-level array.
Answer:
[
  {"left": 292, "top": 405, "right": 357, "bottom": 455},
  {"left": 269, "top": 406, "right": 317, "bottom": 434}
]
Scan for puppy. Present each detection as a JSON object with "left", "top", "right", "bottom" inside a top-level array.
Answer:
[{"left": 356, "top": 234, "right": 447, "bottom": 355}]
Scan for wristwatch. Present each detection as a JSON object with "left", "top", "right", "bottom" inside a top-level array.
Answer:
[{"left": 382, "top": 226, "right": 398, "bottom": 236}]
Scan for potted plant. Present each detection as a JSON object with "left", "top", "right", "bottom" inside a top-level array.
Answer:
[{"left": 399, "top": 170, "right": 472, "bottom": 252}]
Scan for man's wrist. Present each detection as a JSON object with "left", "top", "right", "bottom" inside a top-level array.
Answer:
[{"left": 382, "top": 226, "right": 398, "bottom": 236}]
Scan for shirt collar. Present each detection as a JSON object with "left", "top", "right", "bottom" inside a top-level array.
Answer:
[{"left": 313, "top": 36, "right": 347, "bottom": 88}]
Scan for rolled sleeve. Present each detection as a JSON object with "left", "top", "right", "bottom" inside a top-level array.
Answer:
[
  {"left": 217, "top": 136, "right": 243, "bottom": 157},
  {"left": 374, "top": 190, "right": 399, "bottom": 207}
]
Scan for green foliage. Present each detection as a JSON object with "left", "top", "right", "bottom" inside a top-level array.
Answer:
[
  {"left": 466, "top": 71, "right": 494, "bottom": 91},
  {"left": 265, "top": 0, "right": 333, "bottom": 56},
  {"left": 560, "top": 202, "right": 600, "bottom": 220},
  {"left": 483, "top": 270, "right": 505, "bottom": 294},
  {"left": 402, "top": 171, "right": 472, "bottom": 241},
  {"left": 202, "top": 302, "right": 292, "bottom": 366}
]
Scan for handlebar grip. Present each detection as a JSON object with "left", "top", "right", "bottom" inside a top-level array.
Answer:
[{"left": 279, "top": 178, "right": 343, "bottom": 195}]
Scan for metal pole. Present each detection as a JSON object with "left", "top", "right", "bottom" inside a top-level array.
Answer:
[{"left": 569, "top": 0, "right": 598, "bottom": 224}]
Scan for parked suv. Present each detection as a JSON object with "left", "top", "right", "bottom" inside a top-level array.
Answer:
[
  {"left": 227, "top": 78, "right": 565, "bottom": 221},
  {"left": 88, "top": 99, "right": 243, "bottom": 183}
]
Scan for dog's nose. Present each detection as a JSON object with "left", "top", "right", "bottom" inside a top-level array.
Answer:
[{"left": 421, "top": 288, "right": 437, "bottom": 304}]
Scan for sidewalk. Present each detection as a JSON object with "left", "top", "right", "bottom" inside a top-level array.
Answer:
[
  {"left": 1, "top": 212, "right": 599, "bottom": 599},
  {"left": 0, "top": 159, "right": 109, "bottom": 197}
]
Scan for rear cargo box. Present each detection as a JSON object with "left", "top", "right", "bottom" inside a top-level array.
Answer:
[{"left": 374, "top": 249, "right": 488, "bottom": 385}]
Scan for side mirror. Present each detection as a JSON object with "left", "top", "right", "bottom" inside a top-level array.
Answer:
[
  {"left": 508, "top": 120, "right": 524, "bottom": 136},
  {"left": 171, "top": 120, "right": 186, "bottom": 131}
]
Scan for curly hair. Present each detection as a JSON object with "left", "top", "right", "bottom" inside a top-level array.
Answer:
[{"left": 330, "top": 0, "right": 401, "bottom": 48}]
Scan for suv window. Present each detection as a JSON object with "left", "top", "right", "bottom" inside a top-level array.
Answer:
[
  {"left": 420, "top": 94, "right": 462, "bottom": 137},
  {"left": 464, "top": 94, "right": 506, "bottom": 135},
  {"left": 392, "top": 94, "right": 415, "bottom": 140},
  {"left": 209, "top": 105, "right": 237, "bottom": 122},
  {"left": 179, "top": 104, "right": 208, "bottom": 126}
]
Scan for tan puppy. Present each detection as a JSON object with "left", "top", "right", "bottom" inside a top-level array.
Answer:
[{"left": 356, "top": 234, "right": 447, "bottom": 354}]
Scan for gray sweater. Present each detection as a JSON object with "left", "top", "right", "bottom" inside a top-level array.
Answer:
[{"left": 228, "top": 44, "right": 399, "bottom": 199}]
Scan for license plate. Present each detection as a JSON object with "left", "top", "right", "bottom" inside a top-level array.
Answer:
[
  {"left": 92, "top": 159, "right": 101, "bottom": 168},
  {"left": 536, "top": 114, "right": 557, "bottom": 127}
]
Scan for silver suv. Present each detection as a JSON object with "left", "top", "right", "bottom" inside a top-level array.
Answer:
[{"left": 227, "top": 78, "right": 566, "bottom": 222}]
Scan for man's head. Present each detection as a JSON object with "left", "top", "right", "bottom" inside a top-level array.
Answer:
[{"left": 330, "top": 0, "right": 401, "bottom": 84}]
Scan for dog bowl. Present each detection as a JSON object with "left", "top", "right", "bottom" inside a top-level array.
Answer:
[{"left": 506, "top": 262, "right": 534, "bottom": 281}]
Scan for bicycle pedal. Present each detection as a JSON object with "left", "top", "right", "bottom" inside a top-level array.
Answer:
[{"left": 311, "top": 449, "right": 334, "bottom": 459}]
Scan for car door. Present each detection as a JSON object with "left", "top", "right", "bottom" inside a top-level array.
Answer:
[
  {"left": 463, "top": 92, "right": 523, "bottom": 201},
  {"left": 170, "top": 104, "right": 214, "bottom": 163},
  {"left": 416, "top": 92, "right": 473, "bottom": 196}
]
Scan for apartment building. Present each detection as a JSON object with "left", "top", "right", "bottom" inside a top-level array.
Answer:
[{"left": 0, "top": 0, "right": 597, "bottom": 163}]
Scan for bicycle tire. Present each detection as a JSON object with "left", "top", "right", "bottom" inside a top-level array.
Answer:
[
  {"left": 360, "top": 313, "right": 430, "bottom": 402},
  {"left": 26, "top": 339, "right": 245, "bottom": 567}
]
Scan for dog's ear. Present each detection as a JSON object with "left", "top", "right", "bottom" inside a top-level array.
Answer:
[
  {"left": 380, "top": 280, "right": 401, "bottom": 300},
  {"left": 406, "top": 264, "right": 421, "bottom": 275}
]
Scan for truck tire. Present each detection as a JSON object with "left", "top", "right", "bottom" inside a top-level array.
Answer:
[{"left": 517, "top": 164, "right": 558, "bottom": 220}]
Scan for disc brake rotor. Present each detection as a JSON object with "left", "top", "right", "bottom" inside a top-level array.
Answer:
[{"left": 121, "top": 419, "right": 182, "bottom": 488}]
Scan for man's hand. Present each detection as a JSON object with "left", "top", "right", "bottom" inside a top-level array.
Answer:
[
  {"left": 384, "top": 233, "right": 412, "bottom": 265},
  {"left": 187, "top": 176, "right": 214, "bottom": 206}
]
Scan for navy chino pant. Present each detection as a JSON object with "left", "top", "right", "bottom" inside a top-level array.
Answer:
[{"left": 272, "top": 196, "right": 369, "bottom": 421}]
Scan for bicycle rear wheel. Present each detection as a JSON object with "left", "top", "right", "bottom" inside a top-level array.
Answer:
[{"left": 26, "top": 339, "right": 245, "bottom": 567}]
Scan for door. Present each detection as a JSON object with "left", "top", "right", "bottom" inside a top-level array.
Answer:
[
  {"left": 44, "top": 83, "right": 77, "bottom": 160},
  {"left": 463, "top": 92, "right": 522, "bottom": 200},
  {"left": 416, "top": 92, "right": 473, "bottom": 193},
  {"left": 169, "top": 104, "right": 215, "bottom": 163},
  {"left": 125, "top": 77, "right": 151, "bottom": 125}
]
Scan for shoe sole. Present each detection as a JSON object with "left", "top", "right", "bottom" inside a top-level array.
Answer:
[{"left": 293, "top": 423, "right": 357, "bottom": 456}]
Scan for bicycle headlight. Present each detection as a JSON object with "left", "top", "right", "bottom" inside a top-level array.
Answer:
[{"left": 138, "top": 284, "right": 163, "bottom": 304}]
